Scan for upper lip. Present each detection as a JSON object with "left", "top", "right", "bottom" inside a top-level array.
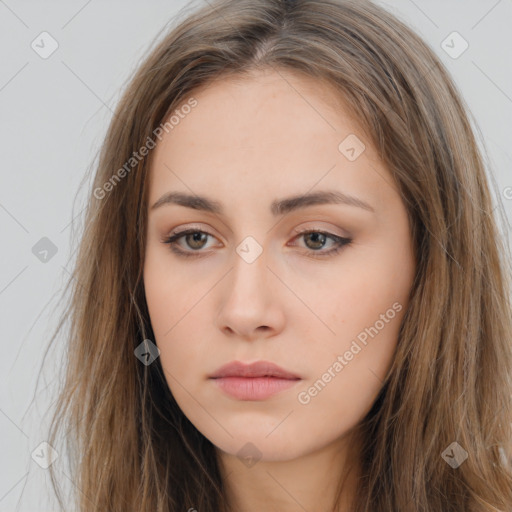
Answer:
[{"left": 209, "top": 360, "right": 301, "bottom": 379}]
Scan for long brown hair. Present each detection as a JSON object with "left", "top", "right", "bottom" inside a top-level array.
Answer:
[{"left": 42, "top": 0, "right": 512, "bottom": 509}]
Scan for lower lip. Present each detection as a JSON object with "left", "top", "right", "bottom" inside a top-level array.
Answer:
[{"left": 211, "top": 376, "right": 301, "bottom": 400}]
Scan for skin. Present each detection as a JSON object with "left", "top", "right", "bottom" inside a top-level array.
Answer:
[{"left": 143, "top": 68, "right": 416, "bottom": 511}]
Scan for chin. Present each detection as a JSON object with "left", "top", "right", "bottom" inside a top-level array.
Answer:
[{"left": 210, "top": 431, "right": 310, "bottom": 464}]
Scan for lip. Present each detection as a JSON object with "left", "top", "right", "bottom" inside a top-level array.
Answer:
[
  {"left": 209, "top": 360, "right": 301, "bottom": 379},
  {"left": 209, "top": 360, "right": 302, "bottom": 401}
]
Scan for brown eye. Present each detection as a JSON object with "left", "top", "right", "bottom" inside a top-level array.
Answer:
[
  {"left": 162, "top": 228, "right": 352, "bottom": 260},
  {"left": 291, "top": 229, "right": 353, "bottom": 259},
  {"left": 303, "top": 232, "right": 328, "bottom": 250},
  {"left": 162, "top": 229, "right": 216, "bottom": 257},
  {"left": 183, "top": 231, "right": 209, "bottom": 250}
]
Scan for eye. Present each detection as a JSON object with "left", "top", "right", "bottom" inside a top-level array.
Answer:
[
  {"left": 161, "top": 228, "right": 352, "bottom": 259},
  {"left": 289, "top": 229, "right": 352, "bottom": 259},
  {"left": 162, "top": 228, "right": 217, "bottom": 258}
]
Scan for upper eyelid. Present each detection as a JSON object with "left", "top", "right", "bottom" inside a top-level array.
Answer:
[
  {"left": 166, "top": 226, "right": 345, "bottom": 245},
  {"left": 167, "top": 221, "right": 347, "bottom": 238},
  {"left": 169, "top": 223, "right": 219, "bottom": 238}
]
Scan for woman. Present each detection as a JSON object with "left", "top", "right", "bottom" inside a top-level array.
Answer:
[{"left": 44, "top": 0, "right": 512, "bottom": 510}]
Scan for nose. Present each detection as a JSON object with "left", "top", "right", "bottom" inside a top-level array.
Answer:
[{"left": 214, "top": 245, "right": 286, "bottom": 341}]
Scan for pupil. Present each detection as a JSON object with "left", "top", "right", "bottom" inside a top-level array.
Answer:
[
  {"left": 306, "top": 232, "right": 325, "bottom": 249},
  {"left": 188, "top": 232, "right": 206, "bottom": 249}
]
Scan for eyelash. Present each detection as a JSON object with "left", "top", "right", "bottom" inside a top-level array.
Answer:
[{"left": 162, "top": 228, "right": 352, "bottom": 259}]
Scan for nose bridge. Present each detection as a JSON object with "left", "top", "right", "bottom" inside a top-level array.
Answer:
[
  {"left": 214, "top": 232, "right": 285, "bottom": 337},
  {"left": 228, "top": 235, "right": 271, "bottom": 307}
]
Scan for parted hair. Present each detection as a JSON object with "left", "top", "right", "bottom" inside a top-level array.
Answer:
[{"left": 43, "top": 0, "right": 512, "bottom": 510}]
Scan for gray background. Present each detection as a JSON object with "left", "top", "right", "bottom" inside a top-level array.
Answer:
[{"left": 1, "top": 0, "right": 511, "bottom": 510}]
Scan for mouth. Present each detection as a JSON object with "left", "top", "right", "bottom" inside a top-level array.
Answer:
[{"left": 209, "top": 360, "right": 302, "bottom": 400}]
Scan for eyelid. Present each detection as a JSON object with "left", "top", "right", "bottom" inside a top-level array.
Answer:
[
  {"left": 165, "top": 223, "right": 222, "bottom": 242},
  {"left": 163, "top": 222, "right": 348, "bottom": 244},
  {"left": 162, "top": 223, "right": 353, "bottom": 261},
  {"left": 290, "top": 223, "right": 349, "bottom": 239}
]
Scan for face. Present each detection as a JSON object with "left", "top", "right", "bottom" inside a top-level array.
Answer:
[{"left": 143, "top": 68, "right": 416, "bottom": 463}]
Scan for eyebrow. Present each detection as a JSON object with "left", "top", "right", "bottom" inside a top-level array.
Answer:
[{"left": 150, "top": 189, "right": 375, "bottom": 215}]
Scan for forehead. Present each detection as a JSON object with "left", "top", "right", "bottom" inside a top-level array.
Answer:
[
  {"left": 147, "top": 68, "right": 388, "bottom": 212},
  {"left": 165, "top": 68, "right": 359, "bottom": 144}
]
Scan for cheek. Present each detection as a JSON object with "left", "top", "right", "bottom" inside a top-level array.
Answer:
[
  {"left": 143, "top": 251, "right": 216, "bottom": 395},
  {"left": 144, "top": 248, "right": 203, "bottom": 338},
  {"left": 325, "top": 227, "right": 414, "bottom": 327},
  {"left": 303, "top": 237, "right": 413, "bottom": 391},
  {"left": 294, "top": 287, "right": 407, "bottom": 446},
  {"left": 305, "top": 256, "right": 411, "bottom": 348}
]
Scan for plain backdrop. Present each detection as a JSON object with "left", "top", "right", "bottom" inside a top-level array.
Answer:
[{"left": 1, "top": 0, "right": 511, "bottom": 510}]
